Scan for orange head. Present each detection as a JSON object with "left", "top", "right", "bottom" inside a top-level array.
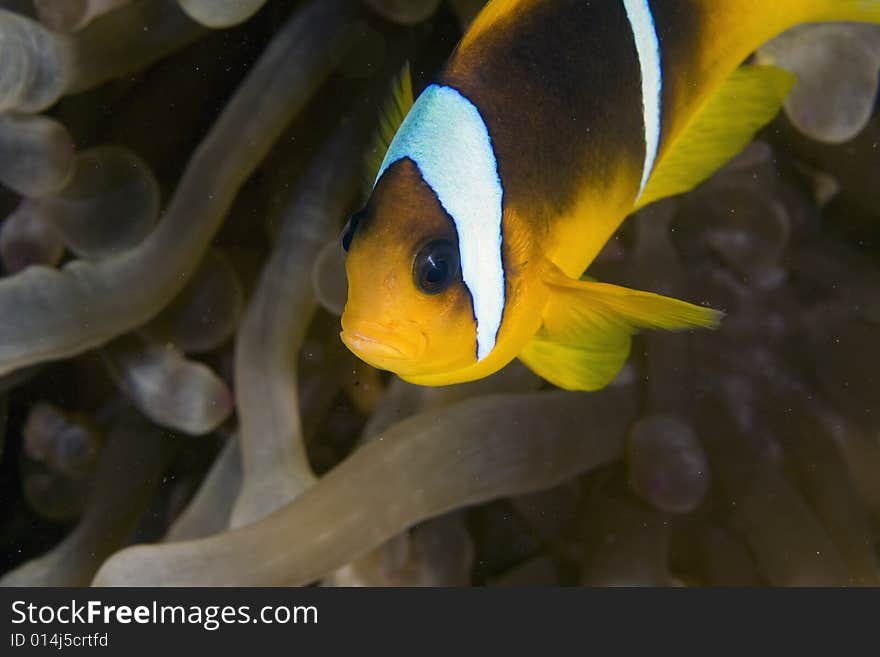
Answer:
[{"left": 340, "top": 158, "right": 544, "bottom": 386}]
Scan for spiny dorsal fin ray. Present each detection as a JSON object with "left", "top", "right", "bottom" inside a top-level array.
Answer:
[
  {"left": 636, "top": 65, "right": 796, "bottom": 209},
  {"left": 364, "top": 61, "right": 414, "bottom": 193}
]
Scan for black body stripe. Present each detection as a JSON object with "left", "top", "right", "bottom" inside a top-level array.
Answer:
[
  {"left": 647, "top": 0, "right": 708, "bottom": 152},
  {"left": 440, "top": 0, "right": 646, "bottom": 224}
]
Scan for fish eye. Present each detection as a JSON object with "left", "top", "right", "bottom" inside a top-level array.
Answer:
[
  {"left": 413, "top": 239, "right": 459, "bottom": 294},
  {"left": 341, "top": 209, "right": 365, "bottom": 252}
]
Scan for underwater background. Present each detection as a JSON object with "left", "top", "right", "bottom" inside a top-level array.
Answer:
[{"left": 0, "top": 0, "right": 879, "bottom": 587}]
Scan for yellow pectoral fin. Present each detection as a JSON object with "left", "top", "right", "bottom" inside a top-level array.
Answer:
[
  {"left": 519, "top": 271, "right": 723, "bottom": 392},
  {"left": 636, "top": 65, "right": 796, "bottom": 209}
]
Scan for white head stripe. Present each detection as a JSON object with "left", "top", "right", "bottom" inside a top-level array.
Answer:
[
  {"left": 376, "top": 84, "right": 505, "bottom": 362},
  {"left": 623, "top": 0, "right": 663, "bottom": 199}
]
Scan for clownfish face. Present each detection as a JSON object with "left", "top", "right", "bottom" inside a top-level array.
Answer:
[
  {"left": 341, "top": 82, "right": 549, "bottom": 386},
  {"left": 340, "top": 158, "right": 544, "bottom": 386},
  {"left": 341, "top": 159, "right": 479, "bottom": 380}
]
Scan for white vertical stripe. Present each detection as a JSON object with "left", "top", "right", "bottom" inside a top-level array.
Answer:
[
  {"left": 623, "top": 0, "right": 663, "bottom": 199},
  {"left": 377, "top": 84, "right": 505, "bottom": 362}
]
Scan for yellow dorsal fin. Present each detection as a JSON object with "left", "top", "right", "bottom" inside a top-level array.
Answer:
[
  {"left": 364, "top": 61, "right": 414, "bottom": 192},
  {"left": 636, "top": 65, "right": 796, "bottom": 210},
  {"left": 519, "top": 267, "right": 722, "bottom": 391},
  {"left": 813, "top": 0, "right": 880, "bottom": 23}
]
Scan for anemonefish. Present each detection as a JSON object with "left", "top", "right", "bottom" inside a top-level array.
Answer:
[{"left": 340, "top": 0, "right": 880, "bottom": 391}]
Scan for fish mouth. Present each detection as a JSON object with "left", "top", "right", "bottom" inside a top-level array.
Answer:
[{"left": 340, "top": 318, "right": 427, "bottom": 365}]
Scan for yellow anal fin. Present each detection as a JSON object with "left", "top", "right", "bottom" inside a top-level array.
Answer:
[
  {"left": 636, "top": 65, "right": 795, "bottom": 210},
  {"left": 364, "top": 61, "right": 414, "bottom": 192},
  {"left": 519, "top": 271, "right": 723, "bottom": 392}
]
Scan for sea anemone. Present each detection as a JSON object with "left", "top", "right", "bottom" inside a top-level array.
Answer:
[{"left": 1, "top": 0, "right": 878, "bottom": 588}]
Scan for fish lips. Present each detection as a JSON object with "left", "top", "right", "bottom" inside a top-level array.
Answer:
[{"left": 340, "top": 318, "right": 427, "bottom": 366}]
